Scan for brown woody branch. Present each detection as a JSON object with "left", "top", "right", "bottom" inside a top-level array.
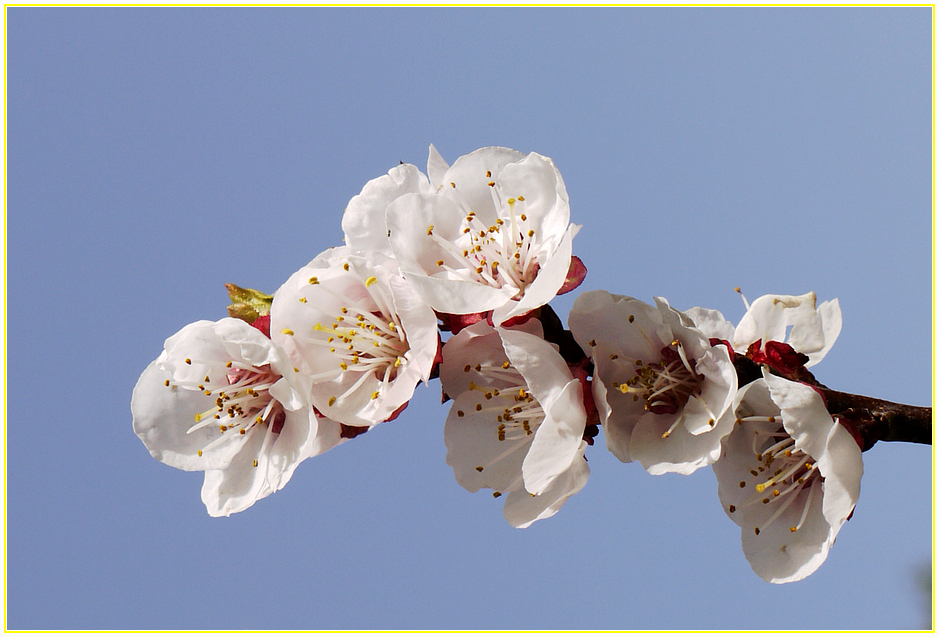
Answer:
[{"left": 733, "top": 356, "right": 933, "bottom": 452}]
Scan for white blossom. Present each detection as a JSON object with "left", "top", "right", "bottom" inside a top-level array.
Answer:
[
  {"left": 132, "top": 318, "right": 340, "bottom": 516},
  {"left": 385, "top": 145, "right": 580, "bottom": 326},
  {"left": 569, "top": 290, "right": 737, "bottom": 475},
  {"left": 270, "top": 246, "right": 438, "bottom": 427},
  {"left": 713, "top": 370, "right": 862, "bottom": 583},
  {"left": 440, "top": 320, "right": 589, "bottom": 528}
]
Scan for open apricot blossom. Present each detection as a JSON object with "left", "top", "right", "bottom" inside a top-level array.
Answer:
[
  {"left": 439, "top": 320, "right": 589, "bottom": 528},
  {"left": 270, "top": 246, "right": 438, "bottom": 427},
  {"left": 131, "top": 317, "right": 342, "bottom": 516},
  {"left": 713, "top": 370, "right": 862, "bottom": 583},
  {"left": 132, "top": 143, "right": 928, "bottom": 583},
  {"left": 381, "top": 145, "right": 582, "bottom": 327},
  {"left": 569, "top": 290, "right": 737, "bottom": 475}
]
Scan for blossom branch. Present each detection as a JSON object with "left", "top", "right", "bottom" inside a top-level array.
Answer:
[
  {"left": 732, "top": 356, "right": 932, "bottom": 451},
  {"left": 815, "top": 388, "right": 932, "bottom": 451}
]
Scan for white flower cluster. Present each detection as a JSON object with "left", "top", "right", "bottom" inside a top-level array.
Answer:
[{"left": 133, "top": 145, "right": 862, "bottom": 583}]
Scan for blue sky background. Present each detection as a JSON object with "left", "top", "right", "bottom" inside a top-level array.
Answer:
[{"left": 5, "top": 7, "right": 933, "bottom": 630}]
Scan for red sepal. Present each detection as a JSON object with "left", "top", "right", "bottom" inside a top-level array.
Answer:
[
  {"left": 251, "top": 314, "right": 271, "bottom": 339},
  {"left": 557, "top": 255, "right": 587, "bottom": 295}
]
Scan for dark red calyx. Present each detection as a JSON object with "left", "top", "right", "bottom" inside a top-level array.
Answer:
[
  {"left": 709, "top": 338, "right": 736, "bottom": 361},
  {"left": 383, "top": 401, "right": 409, "bottom": 423},
  {"left": 270, "top": 409, "right": 286, "bottom": 434},
  {"left": 557, "top": 256, "right": 587, "bottom": 295},
  {"left": 340, "top": 424, "right": 370, "bottom": 440},
  {"left": 250, "top": 314, "right": 272, "bottom": 338},
  {"left": 746, "top": 340, "right": 810, "bottom": 380},
  {"left": 496, "top": 308, "right": 538, "bottom": 328},
  {"left": 568, "top": 361, "right": 600, "bottom": 427},
  {"left": 582, "top": 423, "right": 599, "bottom": 446},
  {"left": 437, "top": 311, "right": 488, "bottom": 334}
]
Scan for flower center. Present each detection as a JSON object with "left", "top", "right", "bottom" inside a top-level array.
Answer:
[
  {"left": 611, "top": 341, "right": 702, "bottom": 418},
  {"left": 733, "top": 416, "right": 822, "bottom": 536},
  {"left": 169, "top": 359, "right": 285, "bottom": 458},
  {"left": 291, "top": 271, "right": 411, "bottom": 404},
  {"left": 454, "top": 361, "right": 546, "bottom": 474},
  {"left": 428, "top": 186, "right": 540, "bottom": 299}
]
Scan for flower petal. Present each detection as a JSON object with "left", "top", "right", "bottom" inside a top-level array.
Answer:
[
  {"left": 504, "top": 444, "right": 589, "bottom": 529},
  {"left": 342, "top": 163, "right": 433, "bottom": 256}
]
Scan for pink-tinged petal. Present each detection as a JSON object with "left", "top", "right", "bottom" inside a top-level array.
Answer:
[
  {"left": 630, "top": 408, "right": 736, "bottom": 475},
  {"left": 498, "top": 326, "right": 572, "bottom": 408},
  {"left": 201, "top": 406, "right": 316, "bottom": 517},
  {"left": 342, "top": 163, "right": 432, "bottom": 256},
  {"left": 589, "top": 343, "right": 636, "bottom": 464},
  {"left": 201, "top": 423, "right": 275, "bottom": 517},
  {"left": 740, "top": 478, "right": 832, "bottom": 584},
  {"left": 386, "top": 192, "right": 465, "bottom": 275},
  {"left": 388, "top": 273, "right": 439, "bottom": 383},
  {"left": 762, "top": 371, "right": 861, "bottom": 531},
  {"left": 817, "top": 417, "right": 863, "bottom": 532}
]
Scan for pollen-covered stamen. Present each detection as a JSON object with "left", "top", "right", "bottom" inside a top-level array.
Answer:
[
  {"left": 460, "top": 361, "right": 546, "bottom": 471},
  {"left": 425, "top": 184, "right": 540, "bottom": 299},
  {"left": 613, "top": 341, "right": 703, "bottom": 416},
  {"left": 174, "top": 362, "right": 286, "bottom": 454},
  {"left": 287, "top": 273, "right": 412, "bottom": 389},
  {"left": 734, "top": 419, "right": 824, "bottom": 534}
]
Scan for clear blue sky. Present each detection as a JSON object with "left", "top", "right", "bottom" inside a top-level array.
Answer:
[{"left": 5, "top": 7, "right": 933, "bottom": 630}]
